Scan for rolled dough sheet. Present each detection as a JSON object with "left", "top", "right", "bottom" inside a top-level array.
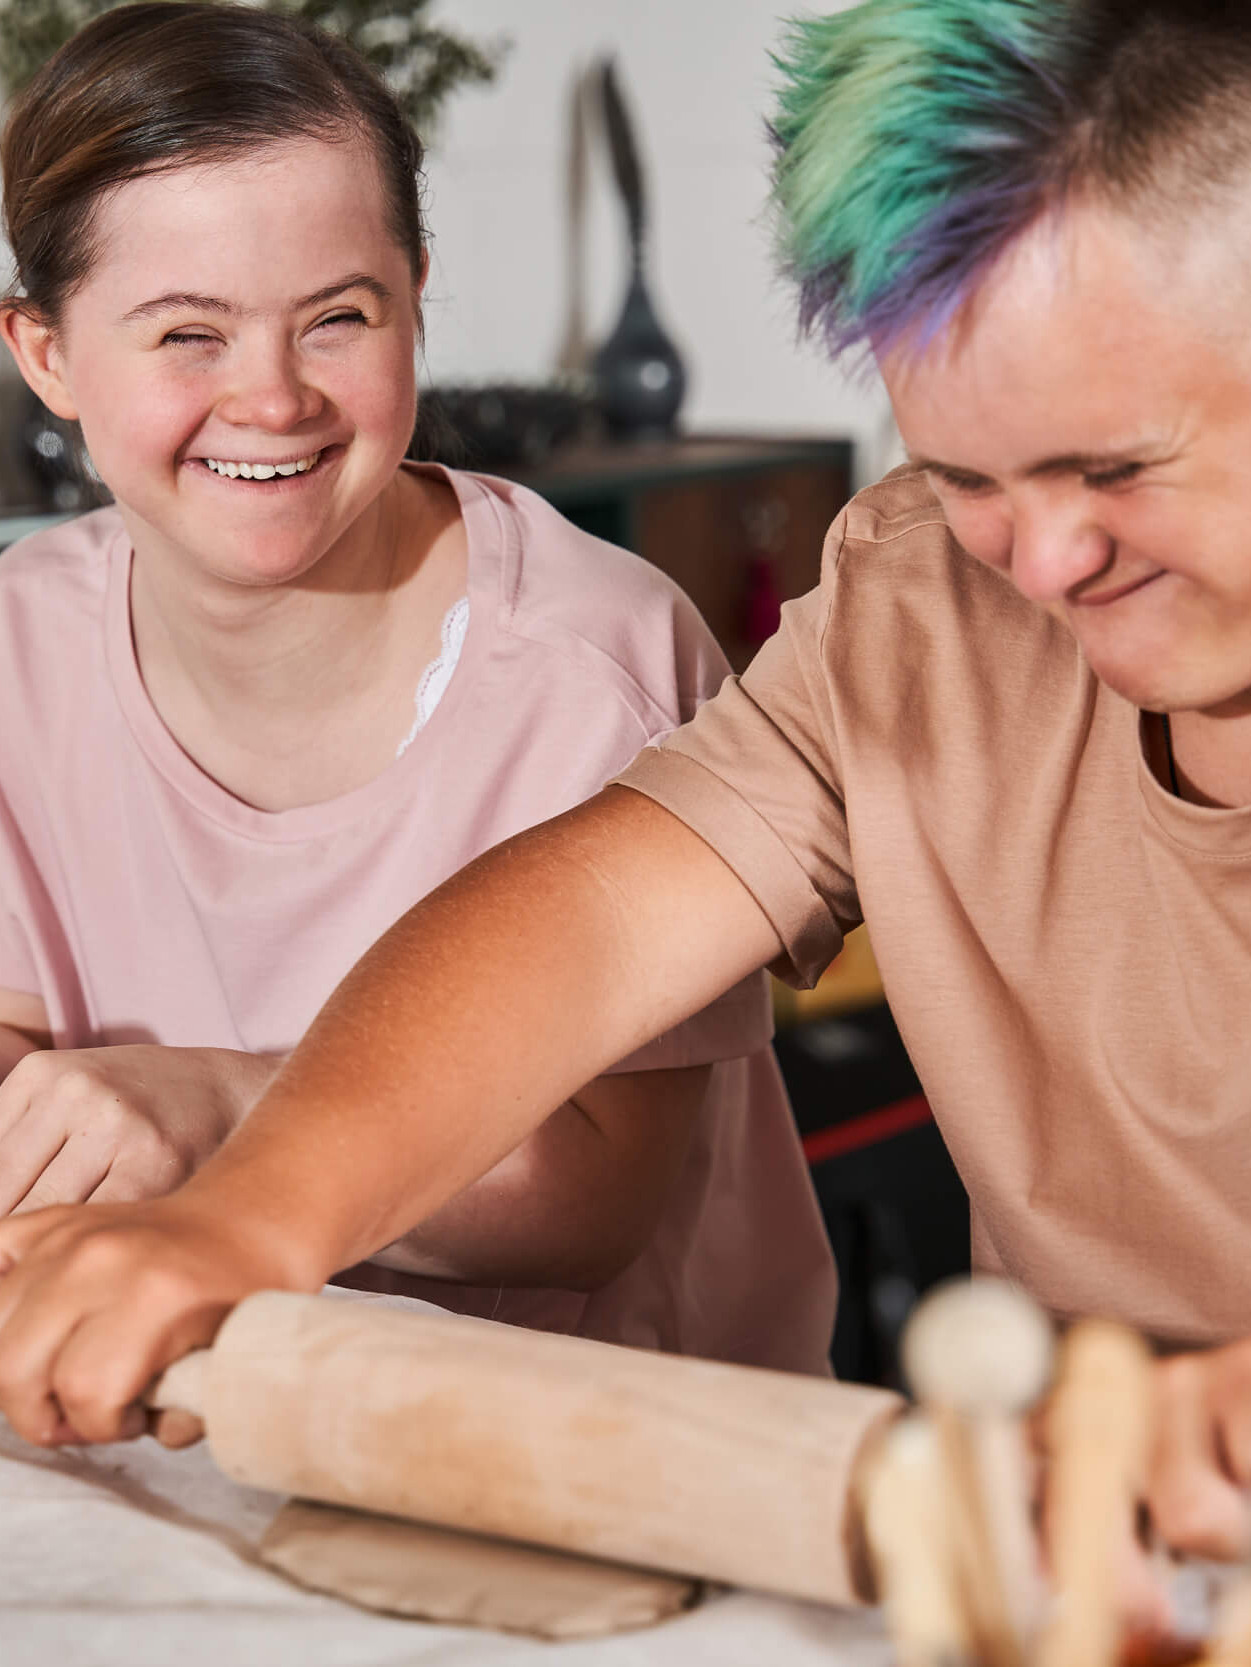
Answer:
[{"left": 260, "top": 1499, "right": 701, "bottom": 1639}]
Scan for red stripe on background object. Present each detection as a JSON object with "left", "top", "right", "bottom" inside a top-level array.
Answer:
[{"left": 801, "top": 1094, "right": 933, "bottom": 1165}]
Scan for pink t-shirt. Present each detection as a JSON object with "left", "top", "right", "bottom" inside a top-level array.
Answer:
[{"left": 0, "top": 465, "right": 836, "bottom": 1375}]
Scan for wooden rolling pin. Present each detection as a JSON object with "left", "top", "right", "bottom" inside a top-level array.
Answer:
[{"left": 150, "top": 1290, "right": 901, "bottom": 1605}]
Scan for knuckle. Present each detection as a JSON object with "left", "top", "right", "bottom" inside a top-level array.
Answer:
[
  {"left": 54, "top": 1066, "right": 105, "bottom": 1102},
  {"left": 54, "top": 1371, "right": 131, "bottom": 1443},
  {"left": 137, "top": 1260, "right": 203, "bottom": 1314},
  {"left": 95, "top": 1097, "right": 138, "bottom": 1140},
  {"left": 67, "top": 1229, "right": 139, "bottom": 1284}
]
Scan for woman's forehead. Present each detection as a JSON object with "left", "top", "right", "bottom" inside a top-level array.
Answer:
[{"left": 80, "top": 134, "right": 404, "bottom": 305}]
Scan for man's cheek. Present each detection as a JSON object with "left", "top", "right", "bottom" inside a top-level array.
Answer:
[{"left": 942, "top": 504, "right": 1014, "bottom": 570}]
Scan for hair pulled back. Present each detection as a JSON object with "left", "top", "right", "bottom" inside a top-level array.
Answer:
[{"left": 2, "top": 1, "right": 428, "bottom": 326}]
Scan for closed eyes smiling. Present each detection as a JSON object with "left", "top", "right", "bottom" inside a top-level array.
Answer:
[
  {"left": 924, "top": 460, "right": 1147, "bottom": 495},
  {"left": 161, "top": 309, "right": 368, "bottom": 348}
]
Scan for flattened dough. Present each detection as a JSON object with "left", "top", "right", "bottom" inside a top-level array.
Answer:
[{"left": 260, "top": 1499, "right": 701, "bottom": 1640}]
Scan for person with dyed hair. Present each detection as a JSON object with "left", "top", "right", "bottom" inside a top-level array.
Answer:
[{"left": 1, "top": 0, "right": 1250, "bottom": 1569}]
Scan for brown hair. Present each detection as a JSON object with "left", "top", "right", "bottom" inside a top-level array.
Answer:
[{"left": 2, "top": 1, "right": 428, "bottom": 326}]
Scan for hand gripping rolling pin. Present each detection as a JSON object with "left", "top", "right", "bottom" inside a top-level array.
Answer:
[{"left": 149, "top": 1290, "right": 902, "bottom": 1605}]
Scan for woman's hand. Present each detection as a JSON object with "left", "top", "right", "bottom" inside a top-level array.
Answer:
[
  {"left": 0, "top": 1194, "right": 313, "bottom": 1447},
  {"left": 0, "top": 1046, "right": 283, "bottom": 1216}
]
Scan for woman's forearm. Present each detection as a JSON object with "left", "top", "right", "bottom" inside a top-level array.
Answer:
[{"left": 178, "top": 788, "right": 781, "bottom": 1287}]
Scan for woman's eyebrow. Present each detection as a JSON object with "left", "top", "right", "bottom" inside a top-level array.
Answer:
[{"left": 121, "top": 273, "right": 392, "bottom": 324}]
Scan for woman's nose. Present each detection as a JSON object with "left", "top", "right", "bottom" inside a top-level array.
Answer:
[
  {"left": 1008, "top": 498, "right": 1115, "bottom": 604},
  {"left": 215, "top": 348, "right": 323, "bottom": 432}
]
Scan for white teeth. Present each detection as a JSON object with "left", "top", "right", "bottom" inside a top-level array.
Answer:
[{"left": 204, "top": 451, "right": 320, "bottom": 479}]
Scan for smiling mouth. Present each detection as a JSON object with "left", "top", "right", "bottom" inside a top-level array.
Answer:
[
  {"left": 200, "top": 448, "right": 325, "bottom": 480},
  {"left": 1073, "top": 571, "right": 1165, "bottom": 608}
]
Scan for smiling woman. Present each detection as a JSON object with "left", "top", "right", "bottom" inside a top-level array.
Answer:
[{"left": 0, "top": 2, "right": 836, "bottom": 1399}]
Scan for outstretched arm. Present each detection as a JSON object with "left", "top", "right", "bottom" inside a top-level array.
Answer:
[{"left": 0, "top": 787, "right": 783, "bottom": 1442}]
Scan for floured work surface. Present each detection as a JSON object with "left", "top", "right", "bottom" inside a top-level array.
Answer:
[{"left": 0, "top": 1410, "right": 893, "bottom": 1667}]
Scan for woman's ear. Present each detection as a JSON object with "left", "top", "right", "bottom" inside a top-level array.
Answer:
[
  {"left": 412, "top": 248, "right": 430, "bottom": 352},
  {"left": 0, "top": 306, "right": 79, "bottom": 421}
]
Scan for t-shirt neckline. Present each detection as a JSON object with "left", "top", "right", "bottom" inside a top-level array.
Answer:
[
  {"left": 1135, "top": 707, "right": 1251, "bottom": 859},
  {"left": 104, "top": 463, "right": 509, "bottom": 844}
]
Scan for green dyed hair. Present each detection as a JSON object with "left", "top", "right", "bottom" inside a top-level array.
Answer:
[{"left": 771, "top": 0, "right": 1251, "bottom": 359}]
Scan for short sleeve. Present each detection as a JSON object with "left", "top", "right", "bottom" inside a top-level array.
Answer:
[{"left": 613, "top": 520, "right": 860, "bottom": 990}]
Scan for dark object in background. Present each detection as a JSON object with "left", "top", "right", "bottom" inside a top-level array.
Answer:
[
  {"left": 591, "top": 58, "right": 687, "bottom": 438},
  {"left": 18, "top": 389, "right": 110, "bottom": 513},
  {"left": 593, "top": 270, "right": 687, "bottom": 440},
  {"left": 410, "top": 382, "right": 592, "bottom": 470},
  {"left": 774, "top": 1003, "right": 971, "bottom": 1387},
  {"left": 502, "top": 434, "right": 851, "bottom": 674}
]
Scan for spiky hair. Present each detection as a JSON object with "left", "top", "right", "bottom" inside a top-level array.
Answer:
[{"left": 771, "top": 0, "right": 1251, "bottom": 361}]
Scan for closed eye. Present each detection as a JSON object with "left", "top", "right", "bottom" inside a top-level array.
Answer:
[
  {"left": 161, "top": 310, "right": 367, "bottom": 347},
  {"left": 925, "top": 465, "right": 998, "bottom": 496},
  {"left": 1082, "top": 462, "right": 1144, "bottom": 491}
]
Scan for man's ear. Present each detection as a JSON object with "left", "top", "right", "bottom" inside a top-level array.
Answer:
[{"left": 0, "top": 305, "right": 79, "bottom": 421}]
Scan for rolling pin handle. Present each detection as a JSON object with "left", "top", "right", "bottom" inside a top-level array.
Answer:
[{"left": 146, "top": 1349, "right": 211, "bottom": 1419}]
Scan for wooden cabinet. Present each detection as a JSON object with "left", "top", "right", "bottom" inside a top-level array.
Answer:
[{"left": 503, "top": 435, "right": 852, "bottom": 673}]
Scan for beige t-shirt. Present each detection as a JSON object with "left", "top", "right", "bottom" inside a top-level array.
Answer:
[{"left": 618, "top": 467, "right": 1251, "bottom": 1346}]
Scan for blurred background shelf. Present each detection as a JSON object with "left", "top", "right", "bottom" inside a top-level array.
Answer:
[{"left": 500, "top": 432, "right": 852, "bottom": 673}]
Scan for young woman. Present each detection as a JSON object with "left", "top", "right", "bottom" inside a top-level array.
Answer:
[{"left": 0, "top": 0, "right": 836, "bottom": 1408}]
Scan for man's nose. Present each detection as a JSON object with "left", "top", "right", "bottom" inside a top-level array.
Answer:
[{"left": 1008, "top": 497, "right": 1115, "bottom": 604}]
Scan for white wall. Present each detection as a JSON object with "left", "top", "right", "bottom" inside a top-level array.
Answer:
[{"left": 423, "top": 0, "right": 900, "bottom": 485}]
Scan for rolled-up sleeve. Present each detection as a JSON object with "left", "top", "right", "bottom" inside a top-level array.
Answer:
[{"left": 614, "top": 521, "right": 860, "bottom": 990}]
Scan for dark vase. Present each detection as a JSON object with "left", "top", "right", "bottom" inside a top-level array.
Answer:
[{"left": 593, "top": 263, "right": 686, "bottom": 439}]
